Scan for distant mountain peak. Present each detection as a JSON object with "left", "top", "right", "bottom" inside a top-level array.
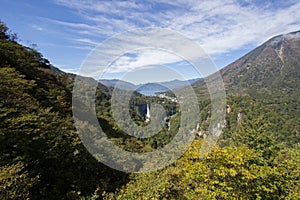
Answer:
[
  {"left": 283, "top": 30, "right": 300, "bottom": 40},
  {"left": 269, "top": 30, "right": 300, "bottom": 47},
  {"left": 217, "top": 29, "right": 300, "bottom": 93}
]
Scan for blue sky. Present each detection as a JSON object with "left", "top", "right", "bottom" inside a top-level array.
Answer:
[{"left": 1, "top": 0, "right": 300, "bottom": 83}]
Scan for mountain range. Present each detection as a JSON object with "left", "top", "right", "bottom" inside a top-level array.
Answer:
[
  {"left": 1, "top": 19, "right": 299, "bottom": 199},
  {"left": 99, "top": 78, "right": 201, "bottom": 96}
]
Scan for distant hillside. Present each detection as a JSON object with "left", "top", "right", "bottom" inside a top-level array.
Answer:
[
  {"left": 100, "top": 78, "right": 201, "bottom": 96},
  {"left": 1, "top": 20, "right": 299, "bottom": 200},
  {"left": 221, "top": 30, "right": 300, "bottom": 94},
  {"left": 193, "top": 30, "right": 300, "bottom": 95},
  {"left": 192, "top": 30, "right": 300, "bottom": 146}
]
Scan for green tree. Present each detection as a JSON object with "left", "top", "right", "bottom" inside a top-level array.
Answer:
[{"left": 0, "top": 163, "right": 38, "bottom": 200}]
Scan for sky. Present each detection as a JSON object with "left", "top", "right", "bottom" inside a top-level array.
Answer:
[{"left": 1, "top": 0, "right": 300, "bottom": 84}]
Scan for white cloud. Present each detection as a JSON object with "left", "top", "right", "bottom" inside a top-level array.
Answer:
[
  {"left": 166, "top": 0, "right": 300, "bottom": 55},
  {"left": 31, "top": 25, "right": 44, "bottom": 31},
  {"left": 107, "top": 50, "right": 181, "bottom": 73},
  {"left": 75, "top": 28, "right": 214, "bottom": 79},
  {"left": 52, "top": 0, "right": 300, "bottom": 73},
  {"left": 44, "top": 18, "right": 104, "bottom": 35},
  {"left": 72, "top": 38, "right": 99, "bottom": 46}
]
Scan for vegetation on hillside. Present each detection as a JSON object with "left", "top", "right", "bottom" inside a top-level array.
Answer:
[
  {"left": 0, "top": 21, "right": 128, "bottom": 199},
  {"left": 0, "top": 20, "right": 299, "bottom": 199}
]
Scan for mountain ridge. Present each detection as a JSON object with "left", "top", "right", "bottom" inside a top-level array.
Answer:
[
  {"left": 99, "top": 78, "right": 201, "bottom": 96},
  {"left": 192, "top": 30, "right": 300, "bottom": 95},
  {"left": 191, "top": 29, "right": 300, "bottom": 148},
  {"left": 1, "top": 19, "right": 299, "bottom": 199}
]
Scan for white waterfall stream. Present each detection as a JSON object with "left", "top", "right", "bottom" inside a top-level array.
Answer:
[{"left": 145, "top": 104, "right": 150, "bottom": 122}]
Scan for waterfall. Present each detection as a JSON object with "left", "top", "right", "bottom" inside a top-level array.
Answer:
[{"left": 145, "top": 104, "right": 150, "bottom": 122}]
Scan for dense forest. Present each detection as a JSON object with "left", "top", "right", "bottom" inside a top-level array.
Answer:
[{"left": 0, "top": 20, "right": 299, "bottom": 199}]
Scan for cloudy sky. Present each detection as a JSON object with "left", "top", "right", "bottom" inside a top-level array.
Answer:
[{"left": 1, "top": 0, "right": 300, "bottom": 83}]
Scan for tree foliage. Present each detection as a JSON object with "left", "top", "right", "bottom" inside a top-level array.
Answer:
[{"left": 0, "top": 20, "right": 299, "bottom": 199}]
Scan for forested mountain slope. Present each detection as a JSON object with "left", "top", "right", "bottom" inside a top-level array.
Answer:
[
  {"left": 105, "top": 31, "right": 300, "bottom": 199},
  {"left": 0, "top": 20, "right": 299, "bottom": 199},
  {"left": 192, "top": 30, "right": 300, "bottom": 146},
  {"left": 0, "top": 21, "right": 128, "bottom": 200}
]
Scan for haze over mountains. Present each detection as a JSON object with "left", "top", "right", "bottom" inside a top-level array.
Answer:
[{"left": 99, "top": 78, "right": 201, "bottom": 96}]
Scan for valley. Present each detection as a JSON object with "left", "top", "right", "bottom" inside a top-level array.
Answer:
[{"left": 0, "top": 21, "right": 299, "bottom": 199}]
